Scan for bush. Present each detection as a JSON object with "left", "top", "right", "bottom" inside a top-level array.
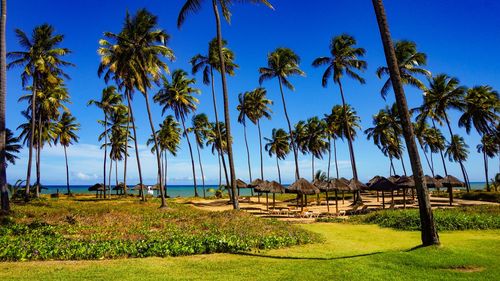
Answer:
[
  {"left": 320, "top": 205, "right": 500, "bottom": 231},
  {"left": 432, "top": 190, "right": 500, "bottom": 203},
  {"left": 0, "top": 198, "right": 318, "bottom": 261}
]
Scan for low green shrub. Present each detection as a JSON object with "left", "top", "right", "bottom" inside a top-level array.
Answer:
[
  {"left": 432, "top": 191, "right": 500, "bottom": 203},
  {"left": 319, "top": 205, "right": 500, "bottom": 231},
  {"left": 0, "top": 198, "right": 317, "bottom": 261}
]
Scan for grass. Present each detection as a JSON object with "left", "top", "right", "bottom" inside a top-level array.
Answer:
[
  {"left": 0, "top": 196, "right": 316, "bottom": 261},
  {"left": 318, "top": 205, "right": 500, "bottom": 231},
  {"left": 0, "top": 223, "right": 499, "bottom": 280}
]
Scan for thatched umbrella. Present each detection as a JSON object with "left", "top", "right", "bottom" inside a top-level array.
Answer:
[
  {"left": 396, "top": 175, "right": 415, "bottom": 208},
  {"left": 439, "top": 175, "right": 465, "bottom": 206},
  {"left": 369, "top": 177, "right": 398, "bottom": 209},
  {"left": 349, "top": 178, "right": 368, "bottom": 204},
  {"left": 264, "top": 181, "right": 285, "bottom": 209},
  {"left": 88, "top": 183, "right": 104, "bottom": 198},
  {"left": 253, "top": 180, "right": 270, "bottom": 210},
  {"left": 387, "top": 175, "right": 400, "bottom": 183},
  {"left": 367, "top": 176, "right": 382, "bottom": 202},
  {"left": 236, "top": 179, "right": 250, "bottom": 196},
  {"left": 324, "top": 178, "right": 350, "bottom": 213},
  {"left": 288, "top": 178, "right": 320, "bottom": 211},
  {"left": 113, "top": 183, "right": 126, "bottom": 195},
  {"left": 249, "top": 178, "right": 265, "bottom": 202},
  {"left": 423, "top": 175, "right": 442, "bottom": 189}
]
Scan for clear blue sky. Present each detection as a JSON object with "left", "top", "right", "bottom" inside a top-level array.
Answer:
[{"left": 5, "top": 0, "right": 500, "bottom": 185}]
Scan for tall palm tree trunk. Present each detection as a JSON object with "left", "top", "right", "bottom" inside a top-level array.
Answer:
[
  {"left": 257, "top": 119, "right": 264, "bottom": 180},
  {"left": 400, "top": 157, "right": 407, "bottom": 176},
  {"left": 218, "top": 152, "right": 222, "bottom": 187},
  {"left": 443, "top": 113, "right": 470, "bottom": 192},
  {"left": 125, "top": 90, "right": 145, "bottom": 201},
  {"left": 276, "top": 157, "right": 281, "bottom": 184},
  {"left": 24, "top": 77, "right": 37, "bottom": 201},
  {"left": 195, "top": 144, "right": 206, "bottom": 198},
  {"left": 143, "top": 91, "right": 166, "bottom": 207},
  {"left": 164, "top": 152, "right": 169, "bottom": 197},
  {"left": 212, "top": 0, "right": 238, "bottom": 209},
  {"left": 337, "top": 81, "right": 362, "bottom": 203},
  {"left": 334, "top": 138, "right": 339, "bottom": 178},
  {"left": 390, "top": 157, "right": 396, "bottom": 176},
  {"left": 115, "top": 159, "right": 118, "bottom": 187},
  {"left": 311, "top": 155, "right": 315, "bottom": 181},
  {"left": 372, "top": 0, "right": 439, "bottom": 246},
  {"left": 0, "top": 0, "right": 8, "bottom": 212},
  {"left": 64, "top": 145, "right": 70, "bottom": 195},
  {"left": 108, "top": 156, "right": 113, "bottom": 196},
  {"left": 483, "top": 151, "right": 490, "bottom": 192},
  {"left": 103, "top": 114, "right": 107, "bottom": 199},
  {"left": 181, "top": 117, "right": 198, "bottom": 197},
  {"left": 278, "top": 77, "right": 300, "bottom": 180},
  {"left": 327, "top": 138, "right": 331, "bottom": 179},
  {"left": 123, "top": 112, "right": 130, "bottom": 196},
  {"left": 209, "top": 67, "right": 230, "bottom": 191},
  {"left": 420, "top": 143, "right": 434, "bottom": 176},
  {"left": 35, "top": 113, "right": 42, "bottom": 197},
  {"left": 243, "top": 122, "right": 252, "bottom": 181}
]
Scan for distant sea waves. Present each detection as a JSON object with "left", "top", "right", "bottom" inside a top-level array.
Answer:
[
  {"left": 40, "top": 182, "right": 487, "bottom": 197},
  {"left": 41, "top": 185, "right": 254, "bottom": 198}
]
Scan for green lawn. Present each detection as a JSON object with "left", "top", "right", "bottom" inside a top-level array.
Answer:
[{"left": 1, "top": 223, "right": 499, "bottom": 281}]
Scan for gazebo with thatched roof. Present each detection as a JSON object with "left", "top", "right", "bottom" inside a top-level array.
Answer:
[
  {"left": 288, "top": 178, "right": 320, "bottom": 211},
  {"left": 322, "top": 178, "right": 350, "bottom": 213},
  {"left": 370, "top": 177, "right": 399, "bottom": 208},
  {"left": 112, "top": 183, "right": 126, "bottom": 195},
  {"left": 249, "top": 178, "right": 265, "bottom": 202},
  {"left": 396, "top": 175, "right": 415, "bottom": 207}
]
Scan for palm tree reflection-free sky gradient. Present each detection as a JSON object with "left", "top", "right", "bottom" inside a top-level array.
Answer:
[{"left": 5, "top": 0, "right": 500, "bottom": 184}]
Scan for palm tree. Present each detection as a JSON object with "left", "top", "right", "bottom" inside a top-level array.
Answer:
[
  {"left": 98, "top": 9, "right": 175, "bottom": 207},
  {"left": 161, "top": 116, "right": 182, "bottom": 197},
  {"left": 259, "top": 48, "right": 305, "bottom": 180},
  {"left": 459, "top": 85, "right": 499, "bottom": 136},
  {"left": 237, "top": 91, "right": 253, "bottom": 183},
  {"left": 445, "top": 134, "right": 470, "bottom": 187},
  {"left": 191, "top": 38, "right": 238, "bottom": 188},
  {"left": 312, "top": 34, "right": 367, "bottom": 204},
  {"left": 365, "top": 108, "right": 399, "bottom": 175},
  {"left": 304, "top": 117, "right": 328, "bottom": 180},
  {"left": 88, "top": 86, "right": 122, "bottom": 199},
  {"left": 477, "top": 133, "right": 499, "bottom": 191},
  {"left": 376, "top": 40, "right": 431, "bottom": 99},
  {"left": 0, "top": 0, "right": 8, "bottom": 212},
  {"left": 8, "top": 24, "right": 72, "bottom": 199},
  {"left": 178, "top": 0, "right": 273, "bottom": 210},
  {"left": 264, "top": 128, "right": 290, "bottom": 184},
  {"left": 54, "top": 112, "right": 79, "bottom": 195},
  {"left": 5, "top": 129, "right": 21, "bottom": 167},
  {"left": 246, "top": 87, "right": 273, "bottom": 180},
  {"left": 190, "top": 113, "right": 210, "bottom": 198},
  {"left": 206, "top": 121, "right": 231, "bottom": 190},
  {"left": 371, "top": 0, "right": 439, "bottom": 246},
  {"left": 155, "top": 69, "right": 200, "bottom": 197},
  {"left": 417, "top": 74, "right": 469, "bottom": 190},
  {"left": 323, "top": 107, "right": 342, "bottom": 179}
]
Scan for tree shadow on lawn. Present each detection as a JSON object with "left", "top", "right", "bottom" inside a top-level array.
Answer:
[{"left": 234, "top": 251, "right": 383, "bottom": 261}]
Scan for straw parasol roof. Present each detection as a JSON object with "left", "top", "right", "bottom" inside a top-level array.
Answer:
[
  {"left": 439, "top": 175, "right": 465, "bottom": 187},
  {"left": 288, "top": 178, "right": 320, "bottom": 195},
  {"left": 423, "top": 175, "right": 442, "bottom": 188},
  {"left": 88, "top": 183, "right": 104, "bottom": 191},
  {"left": 319, "top": 178, "right": 350, "bottom": 192},
  {"left": 369, "top": 177, "right": 398, "bottom": 191},
  {"left": 253, "top": 180, "right": 270, "bottom": 193},
  {"left": 132, "top": 183, "right": 147, "bottom": 191},
  {"left": 339, "top": 177, "right": 350, "bottom": 186},
  {"left": 387, "top": 175, "right": 401, "bottom": 183},
  {"left": 349, "top": 178, "right": 368, "bottom": 191},
  {"left": 112, "top": 183, "right": 126, "bottom": 191},
  {"left": 312, "top": 179, "right": 328, "bottom": 189},
  {"left": 396, "top": 175, "right": 415, "bottom": 188},
  {"left": 263, "top": 181, "right": 286, "bottom": 194},
  {"left": 366, "top": 176, "right": 382, "bottom": 187},
  {"left": 236, "top": 179, "right": 248, "bottom": 188},
  {"left": 248, "top": 178, "right": 265, "bottom": 187}
]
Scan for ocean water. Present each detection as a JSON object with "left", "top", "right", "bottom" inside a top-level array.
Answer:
[
  {"left": 38, "top": 182, "right": 488, "bottom": 197},
  {"left": 41, "top": 184, "right": 254, "bottom": 198}
]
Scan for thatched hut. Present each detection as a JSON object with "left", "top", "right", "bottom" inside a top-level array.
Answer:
[
  {"left": 288, "top": 178, "right": 320, "bottom": 211},
  {"left": 112, "top": 182, "right": 126, "bottom": 195},
  {"left": 260, "top": 181, "right": 285, "bottom": 209},
  {"left": 396, "top": 175, "right": 415, "bottom": 207},
  {"left": 439, "top": 175, "right": 465, "bottom": 206},
  {"left": 249, "top": 178, "right": 265, "bottom": 202},
  {"left": 423, "top": 175, "right": 442, "bottom": 189},
  {"left": 387, "top": 175, "right": 401, "bottom": 183},
  {"left": 324, "top": 178, "right": 350, "bottom": 213}
]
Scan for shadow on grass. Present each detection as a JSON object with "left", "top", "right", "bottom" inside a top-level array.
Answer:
[{"left": 234, "top": 251, "right": 383, "bottom": 261}]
